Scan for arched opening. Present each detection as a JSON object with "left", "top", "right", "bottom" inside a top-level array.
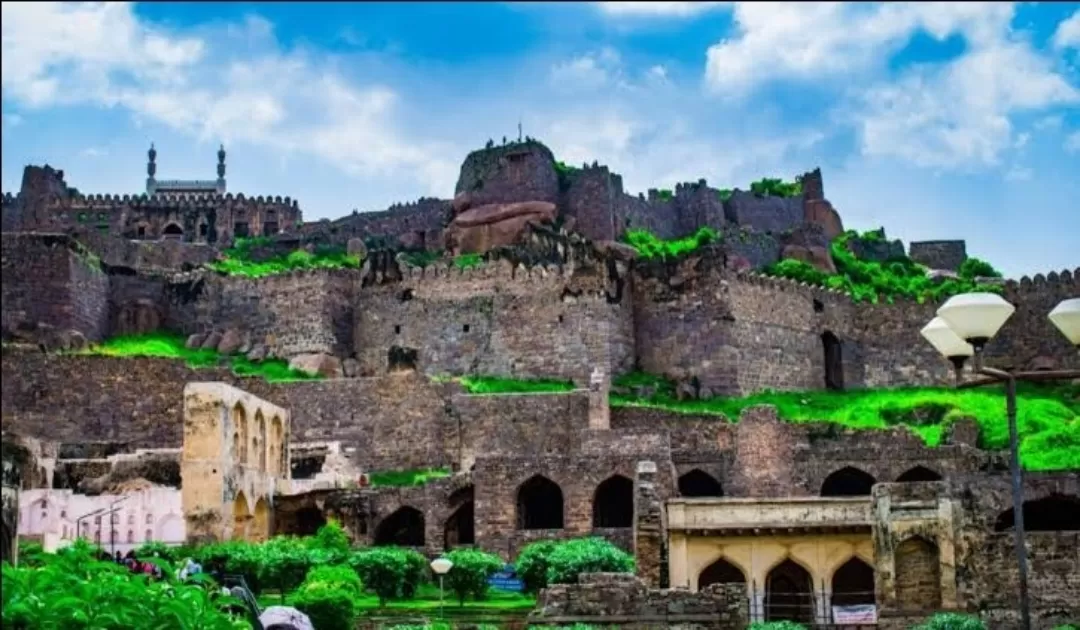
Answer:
[
  {"left": 896, "top": 466, "right": 943, "bottom": 483},
  {"left": 256, "top": 412, "right": 267, "bottom": 472},
  {"left": 278, "top": 507, "right": 326, "bottom": 537},
  {"left": 232, "top": 492, "right": 251, "bottom": 541},
  {"left": 894, "top": 536, "right": 941, "bottom": 610},
  {"left": 162, "top": 223, "right": 184, "bottom": 241},
  {"left": 516, "top": 475, "right": 564, "bottom": 530},
  {"left": 678, "top": 469, "right": 724, "bottom": 498},
  {"left": 375, "top": 506, "right": 425, "bottom": 547},
  {"left": 233, "top": 403, "right": 248, "bottom": 465},
  {"left": 253, "top": 499, "right": 271, "bottom": 542},
  {"left": 821, "top": 331, "right": 844, "bottom": 391},
  {"left": 444, "top": 486, "right": 475, "bottom": 548},
  {"left": 831, "top": 556, "right": 876, "bottom": 608},
  {"left": 994, "top": 494, "right": 1080, "bottom": 532},
  {"left": 270, "top": 416, "right": 285, "bottom": 476},
  {"left": 765, "top": 559, "right": 814, "bottom": 623},
  {"left": 698, "top": 557, "right": 746, "bottom": 592},
  {"left": 821, "top": 467, "right": 876, "bottom": 497},
  {"left": 592, "top": 475, "right": 634, "bottom": 528},
  {"left": 0, "top": 521, "right": 13, "bottom": 564}
]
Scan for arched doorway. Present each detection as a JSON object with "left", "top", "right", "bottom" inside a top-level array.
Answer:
[
  {"left": 896, "top": 466, "right": 942, "bottom": 483},
  {"left": 517, "top": 475, "right": 564, "bottom": 530},
  {"left": 821, "top": 331, "right": 844, "bottom": 391},
  {"left": 253, "top": 499, "right": 271, "bottom": 542},
  {"left": 592, "top": 475, "right": 633, "bottom": 528},
  {"left": 233, "top": 403, "right": 248, "bottom": 465},
  {"left": 766, "top": 559, "right": 814, "bottom": 623},
  {"left": 894, "top": 536, "right": 941, "bottom": 610},
  {"left": 270, "top": 416, "right": 285, "bottom": 476},
  {"left": 232, "top": 492, "right": 251, "bottom": 541},
  {"left": 678, "top": 469, "right": 724, "bottom": 497},
  {"left": 256, "top": 412, "right": 267, "bottom": 472},
  {"left": 374, "top": 507, "right": 425, "bottom": 547},
  {"left": 162, "top": 223, "right": 184, "bottom": 241},
  {"left": 994, "top": 494, "right": 1080, "bottom": 531},
  {"left": 444, "top": 486, "right": 475, "bottom": 548},
  {"left": 831, "top": 556, "right": 875, "bottom": 608},
  {"left": 698, "top": 557, "right": 746, "bottom": 592},
  {"left": 821, "top": 467, "right": 876, "bottom": 497}
]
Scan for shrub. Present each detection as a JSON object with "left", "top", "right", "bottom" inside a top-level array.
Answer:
[
  {"left": 291, "top": 582, "right": 356, "bottom": 630},
  {"left": 515, "top": 540, "right": 559, "bottom": 594},
  {"left": 748, "top": 623, "right": 807, "bottom": 630},
  {"left": 312, "top": 520, "right": 351, "bottom": 556},
  {"left": 443, "top": 549, "right": 504, "bottom": 605},
  {"left": 958, "top": 257, "right": 1002, "bottom": 280},
  {"left": 623, "top": 226, "right": 719, "bottom": 260},
  {"left": 303, "top": 564, "right": 363, "bottom": 597},
  {"left": 912, "top": 613, "right": 987, "bottom": 630},
  {"left": 256, "top": 537, "right": 315, "bottom": 596},
  {"left": 350, "top": 547, "right": 425, "bottom": 605},
  {"left": 545, "top": 538, "right": 635, "bottom": 586}
]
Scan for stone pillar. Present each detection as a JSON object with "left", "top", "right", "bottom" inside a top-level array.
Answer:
[
  {"left": 588, "top": 367, "right": 610, "bottom": 430},
  {"left": 633, "top": 460, "right": 663, "bottom": 587}
]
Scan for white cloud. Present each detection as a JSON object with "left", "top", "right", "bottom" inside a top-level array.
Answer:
[
  {"left": 595, "top": 2, "right": 729, "bottom": 18},
  {"left": 0, "top": 2, "right": 460, "bottom": 197},
  {"left": 1066, "top": 131, "right": 1080, "bottom": 154},
  {"left": 549, "top": 48, "right": 623, "bottom": 90},
  {"left": 1053, "top": 9, "right": 1080, "bottom": 49}
]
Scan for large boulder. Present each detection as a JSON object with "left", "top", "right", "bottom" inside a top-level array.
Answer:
[
  {"left": 780, "top": 244, "right": 837, "bottom": 274},
  {"left": 804, "top": 198, "right": 844, "bottom": 241},
  {"left": 443, "top": 201, "right": 557, "bottom": 255},
  {"left": 288, "top": 353, "right": 344, "bottom": 379},
  {"left": 259, "top": 606, "right": 314, "bottom": 630}
]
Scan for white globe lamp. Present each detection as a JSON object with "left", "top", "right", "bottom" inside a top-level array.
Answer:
[
  {"left": 1048, "top": 298, "right": 1080, "bottom": 349},
  {"left": 430, "top": 557, "right": 453, "bottom": 575},
  {"left": 936, "top": 292, "right": 1016, "bottom": 351},
  {"left": 921, "top": 317, "right": 974, "bottom": 378}
]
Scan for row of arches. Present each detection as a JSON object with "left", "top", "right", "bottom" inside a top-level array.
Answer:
[
  {"left": 230, "top": 403, "right": 287, "bottom": 477},
  {"left": 232, "top": 491, "right": 271, "bottom": 541}
]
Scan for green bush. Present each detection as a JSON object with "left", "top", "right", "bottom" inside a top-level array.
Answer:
[
  {"left": 623, "top": 226, "right": 719, "bottom": 260},
  {"left": 291, "top": 581, "right": 356, "bottom": 630},
  {"left": 350, "top": 547, "right": 426, "bottom": 605},
  {"left": 911, "top": 613, "right": 987, "bottom": 630},
  {"left": 312, "top": 520, "right": 351, "bottom": 556},
  {"left": 2, "top": 540, "right": 243, "bottom": 629},
  {"left": 958, "top": 257, "right": 1002, "bottom": 280},
  {"left": 206, "top": 238, "right": 362, "bottom": 278},
  {"left": 443, "top": 549, "right": 504, "bottom": 605},
  {"left": 748, "top": 622, "right": 808, "bottom": 630},
  {"left": 545, "top": 538, "right": 635, "bottom": 586},
  {"left": 749, "top": 176, "right": 802, "bottom": 198},
  {"left": 515, "top": 540, "right": 559, "bottom": 594}
]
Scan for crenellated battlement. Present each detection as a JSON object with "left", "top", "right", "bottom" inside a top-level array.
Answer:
[
  {"left": 61, "top": 192, "right": 299, "bottom": 209},
  {"left": 1003, "top": 268, "right": 1079, "bottom": 295}
]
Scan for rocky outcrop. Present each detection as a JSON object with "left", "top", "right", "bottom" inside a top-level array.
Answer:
[
  {"left": 804, "top": 196, "right": 844, "bottom": 241},
  {"left": 443, "top": 200, "right": 558, "bottom": 255},
  {"left": 779, "top": 223, "right": 836, "bottom": 274},
  {"left": 288, "top": 353, "right": 343, "bottom": 379}
]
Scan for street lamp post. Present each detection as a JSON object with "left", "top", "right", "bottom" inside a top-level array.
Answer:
[
  {"left": 107, "top": 497, "right": 128, "bottom": 557},
  {"left": 429, "top": 556, "right": 454, "bottom": 621},
  {"left": 75, "top": 507, "right": 106, "bottom": 545},
  {"left": 921, "top": 294, "right": 1080, "bottom": 630}
]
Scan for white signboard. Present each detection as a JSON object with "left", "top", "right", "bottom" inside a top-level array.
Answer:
[{"left": 832, "top": 604, "right": 878, "bottom": 624}]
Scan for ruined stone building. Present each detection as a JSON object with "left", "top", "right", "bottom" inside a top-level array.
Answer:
[{"left": 2, "top": 139, "right": 1078, "bottom": 629}]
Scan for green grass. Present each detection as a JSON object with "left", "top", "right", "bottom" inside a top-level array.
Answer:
[
  {"left": 401, "top": 250, "right": 444, "bottom": 268},
  {"left": 623, "top": 226, "right": 719, "bottom": 260},
  {"left": 206, "top": 237, "right": 362, "bottom": 278},
  {"left": 454, "top": 253, "right": 484, "bottom": 270},
  {"left": 764, "top": 229, "right": 1002, "bottom": 303},
  {"left": 74, "top": 332, "right": 321, "bottom": 383},
  {"left": 367, "top": 467, "right": 453, "bottom": 488},
  {"left": 749, "top": 176, "right": 802, "bottom": 198},
  {"left": 612, "top": 372, "right": 1080, "bottom": 471},
  {"left": 458, "top": 375, "right": 577, "bottom": 395},
  {"left": 356, "top": 584, "right": 534, "bottom": 612}
]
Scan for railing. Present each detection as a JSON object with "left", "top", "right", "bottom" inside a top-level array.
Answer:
[{"left": 742, "top": 584, "right": 878, "bottom": 627}]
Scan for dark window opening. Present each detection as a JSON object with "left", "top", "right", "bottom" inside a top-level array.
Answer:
[
  {"left": 592, "top": 475, "right": 633, "bottom": 528},
  {"left": 374, "top": 506, "right": 425, "bottom": 547},
  {"left": 444, "top": 487, "right": 475, "bottom": 548},
  {"left": 234, "top": 222, "right": 249, "bottom": 238},
  {"left": 698, "top": 557, "right": 746, "bottom": 591},
  {"left": 765, "top": 559, "right": 814, "bottom": 623},
  {"left": 162, "top": 223, "right": 184, "bottom": 241},
  {"left": 137, "top": 226, "right": 146, "bottom": 238},
  {"left": 822, "top": 331, "right": 844, "bottom": 391},
  {"left": 517, "top": 475, "right": 564, "bottom": 530},
  {"left": 264, "top": 222, "right": 279, "bottom": 236},
  {"left": 896, "top": 466, "right": 943, "bottom": 483},
  {"left": 388, "top": 345, "right": 418, "bottom": 372},
  {"left": 290, "top": 454, "right": 326, "bottom": 480},
  {"left": 813, "top": 299, "right": 824, "bottom": 313},
  {"left": 821, "top": 467, "right": 876, "bottom": 497},
  {"left": 199, "top": 224, "right": 209, "bottom": 237},
  {"left": 462, "top": 324, "right": 470, "bottom": 333},
  {"left": 394, "top": 325, "right": 402, "bottom": 334},
  {"left": 831, "top": 557, "right": 875, "bottom": 607},
  {"left": 994, "top": 494, "right": 1080, "bottom": 532},
  {"left": 557, "top": 315, "right": 564, "bottom": 323},
  {"left": 280, "top": 507, "right": 326, "bottom": 538},
  {"left": 399, "top": 289, "right": 414, "bottom": 302},
  {"left": 678, "top": 469, "right": 724, "bottom": 498}
]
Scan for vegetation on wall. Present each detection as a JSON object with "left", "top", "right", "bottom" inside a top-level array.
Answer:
[
  {"left": 74, "top": 333, "right": 320, "bottom": 383},
  {"left": 612, "top": 372, "right": 1080, "bottom": 471},
  {"left": 399, "top": 250, "right": 485, "bottom": 271},
  {"left": 366, "top": 467, "right": 452, "bottom": 487},
  {"left": 207, "top": 236, "right": 362, "bottom": 278},
  {"left": 458, "top": 375, "right": 577, "bottom": 394},
  {"left": 764, "top": 230, "right": 1003, "bottom": 303},
  {"left": 623, "top": 226, "right": 720, "bottom": 260}
]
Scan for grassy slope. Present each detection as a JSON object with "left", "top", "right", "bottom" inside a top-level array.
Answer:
[
  {"left": 206, "top": 237, "right": 362, "bottom": 278},
  {"left": 75, "top": 333, "right": 320, "bottom": 383}
]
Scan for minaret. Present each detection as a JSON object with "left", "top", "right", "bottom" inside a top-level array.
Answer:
[
  {"left": 146, "top": 143, "right": 157, "bottom": 195},
  {"left": 216, "top": 144, "right": 227, "bottom": 194}
]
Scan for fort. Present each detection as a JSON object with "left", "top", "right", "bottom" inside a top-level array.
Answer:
[{"left": 2, "top": 138, "right": 1078, "bottom": 629}]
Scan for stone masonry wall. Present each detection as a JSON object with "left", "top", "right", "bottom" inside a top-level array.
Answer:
[
  {"left": 563, "top": 166, "right": 620, "bottom": 242},
  {"left": 530, "top": 574, "right": 748, "bottom": 629},
  {"left": 1, "top": 233, "right": 108, "bottom": 342},
  {"left": 908, "top": 240, "right": 967, "bottom": 271}
]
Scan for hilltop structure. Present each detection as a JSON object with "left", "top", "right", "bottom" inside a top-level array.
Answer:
[{"left": 1, "top": 138, "right": 1078, "bottom": 629}]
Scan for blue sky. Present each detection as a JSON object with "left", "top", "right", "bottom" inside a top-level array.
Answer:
[{"left": 2, "top": 2, "right": 1079, "bottom": 278}]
